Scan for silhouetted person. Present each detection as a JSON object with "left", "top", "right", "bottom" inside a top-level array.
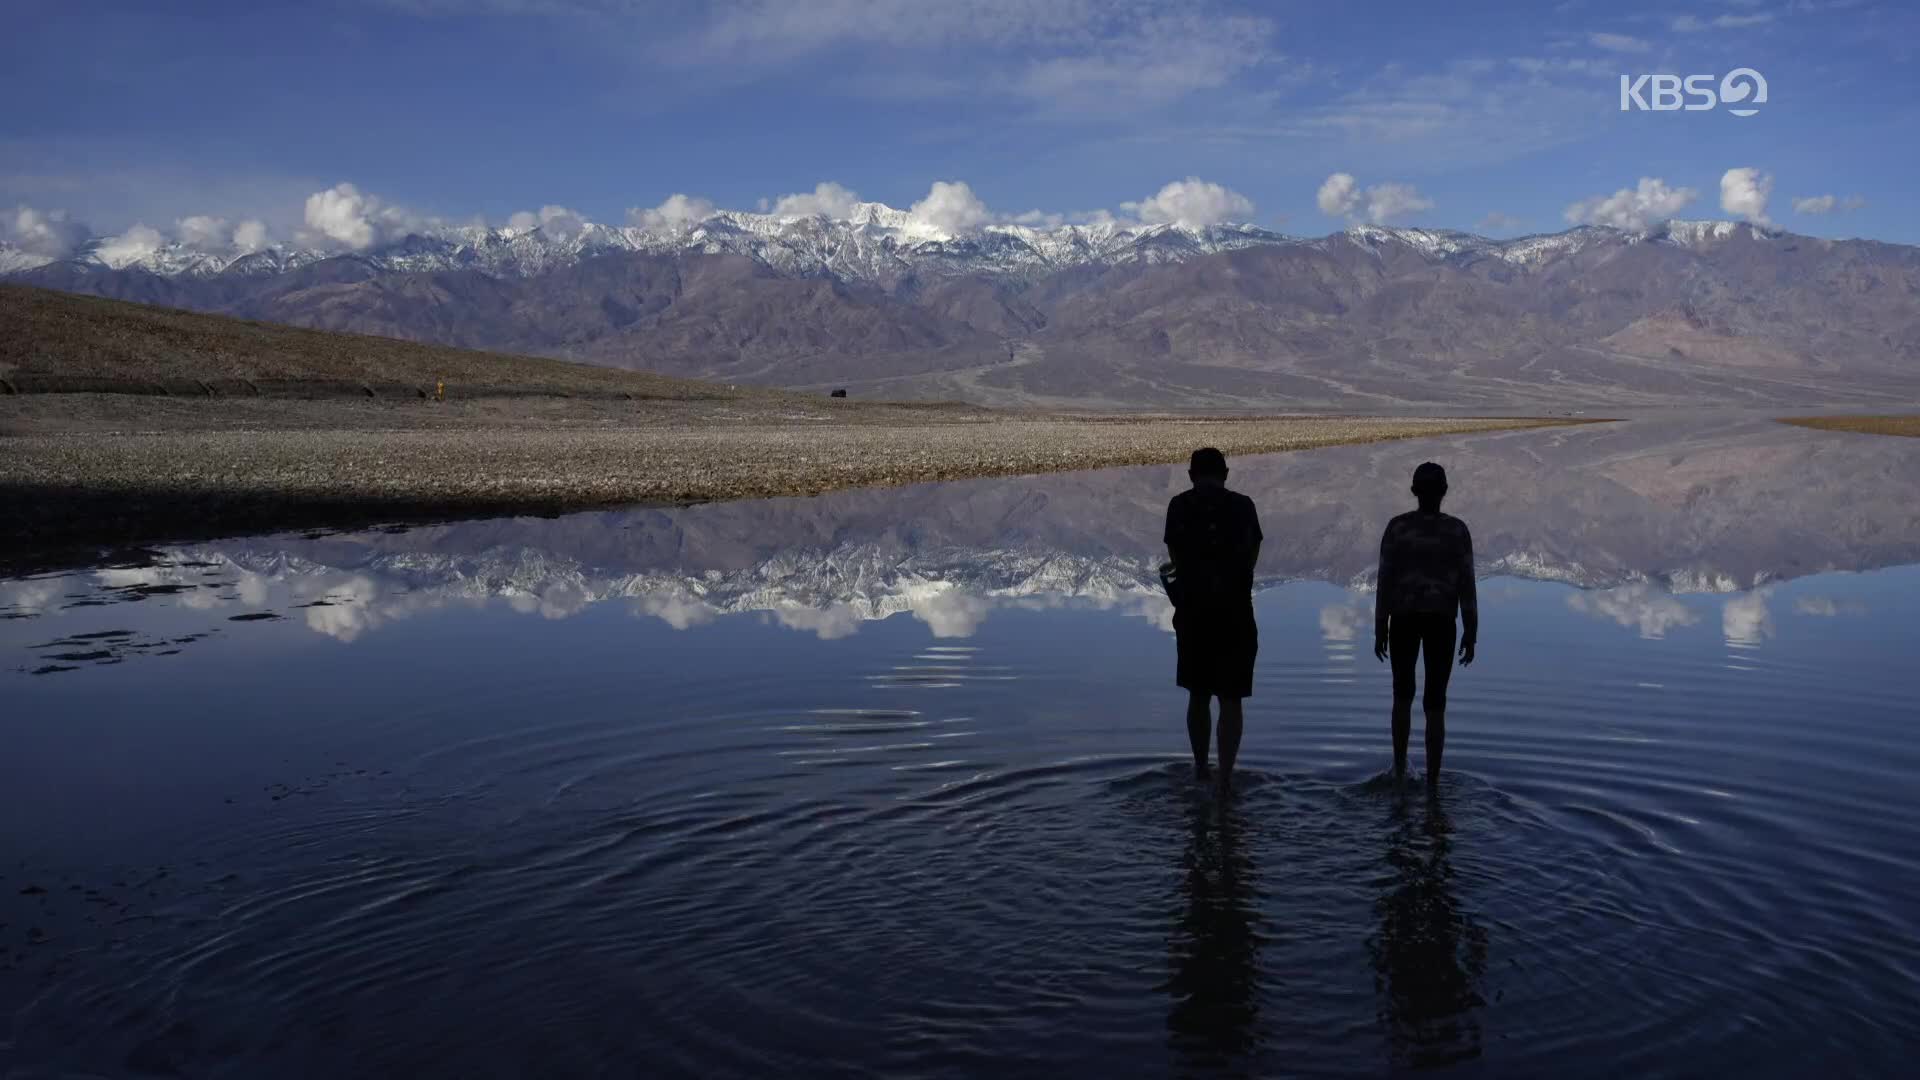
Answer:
[
  {"left": 1164, "top": 448, "right": 1262, "bottom": 791},
  {"left": 1372, "top": 462, "right": 1477, "bottom": 789}
]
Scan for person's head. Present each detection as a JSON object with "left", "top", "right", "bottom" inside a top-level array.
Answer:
[
  {"left": 1189, "top": 447, "right": 1228, "bottom": 488},
  {"left": 1412, "top": 461, "right": 1448, "bottom": 509}
]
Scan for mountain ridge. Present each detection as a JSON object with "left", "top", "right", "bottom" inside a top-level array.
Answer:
[{"left": 8, "top": 206, "right": 1916, "bottom": 408}]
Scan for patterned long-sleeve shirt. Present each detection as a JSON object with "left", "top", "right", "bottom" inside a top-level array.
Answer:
[{"left": 1374, "top": 510, "right": 1478, "bottom": 638}]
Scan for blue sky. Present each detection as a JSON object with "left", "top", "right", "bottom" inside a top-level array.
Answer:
[{"left": 4, "top": 0, "right": 1916, "bottom": 250}]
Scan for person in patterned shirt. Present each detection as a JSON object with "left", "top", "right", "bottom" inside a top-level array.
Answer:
[{"left": 1372, "top": 462, "right": 1478, "bottom": 791}]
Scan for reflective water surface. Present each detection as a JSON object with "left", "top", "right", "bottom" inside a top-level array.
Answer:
[{"left": 3, "top": 414, "right": 1918, "bottom": 1077}]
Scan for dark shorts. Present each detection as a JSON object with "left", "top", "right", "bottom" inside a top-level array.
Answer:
[
  {"left": 1389, "top": 612, "right": 1457, "bottom": 707},
  {"left": 1174, "top": 603, "right": 1257, "bottom": 699}
]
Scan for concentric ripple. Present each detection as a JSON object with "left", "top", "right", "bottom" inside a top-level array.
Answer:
[{"left": 3, "top": 571, "right": 1918, "bottom": 1077}]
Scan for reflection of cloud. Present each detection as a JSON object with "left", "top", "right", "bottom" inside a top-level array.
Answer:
[
  {"left": 771, "top": 604, "right": 864, "bottom": 640},
  {"left": 300, "top": 576, "right": 383, "bottom": 642},
  {"left": 1319, "top": 600, "right": 1368, "bottom": 642},
  {"left": 1566, "top": 584, "right": 1698, "bottom": 639},
  {"left": 1793, "top": 595, "right": 1866, "bottom": 617},
  {"left": 506, "top": 582, "right": 591, "bottom": 620},
  {"left": 1722, "top": 590, "right": 1774, "bottom": 647},
  {"left": 631, "top": 592, "right": 719, "bottom": 630},
  {"left": 909, "top": 586, "right": 992, "bottom": 639},
  {"left": 0, "top": 578, "right": 62, "bottom": 616}
]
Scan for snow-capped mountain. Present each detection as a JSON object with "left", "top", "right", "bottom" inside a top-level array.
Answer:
[
  {"left": 0, "top": 199, "right": 1804, "bottom": 287},
  {"left": 6, "top": 201, "right": 1912, "bottom": 409}
]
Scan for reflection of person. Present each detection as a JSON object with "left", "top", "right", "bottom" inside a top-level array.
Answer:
[
  {"left": 1164, "top": 448, "right": 1263, "bottom": 792},
  {"left": 1368, "top": 799, "right": 1489, "bottom": 1068},
  {"left": 1166, "top": 801, "right": 1261, "bottom": 1069},
  {"left": 1372, "top": 462, "right": 1477, "bottom": 789}
]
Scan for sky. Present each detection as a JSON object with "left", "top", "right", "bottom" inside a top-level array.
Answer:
[{"left": 3, "top": 0, "right": 1916, "bottom": 257}]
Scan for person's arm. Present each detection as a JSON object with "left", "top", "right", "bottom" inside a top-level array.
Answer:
[
  {"left": 1458, "top": 524, "right": 1479, "bottom": 666},
  {"left": 1374, "top": 524, "right": 1395, "bottom": 662}
]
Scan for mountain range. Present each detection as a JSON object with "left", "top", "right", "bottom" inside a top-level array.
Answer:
[{"left": 7, "top": 203, "right": 1918, "bottom": 407}]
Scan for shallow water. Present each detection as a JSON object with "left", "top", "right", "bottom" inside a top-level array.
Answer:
[{"left": 3, "top": 414, "right": 1918, "bottom": 1077}]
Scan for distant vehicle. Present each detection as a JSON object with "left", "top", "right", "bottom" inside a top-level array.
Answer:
[{"left": 830, "top": 388, "right": 847, "bottom": 398}]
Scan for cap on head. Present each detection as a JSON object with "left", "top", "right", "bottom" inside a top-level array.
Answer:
[
  {"left": 1412, "top": 461, "right": 1448, "bottom": 497},
  {"left": 1189, "top": 447, "right": 1228, "bottom": 478}
]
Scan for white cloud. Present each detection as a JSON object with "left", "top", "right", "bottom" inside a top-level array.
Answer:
[
  {"left": 908, "top": 180, "right": 993, "bottom": 236},
  {"left": 1567, "top": 584, "right": 1699, "bottom": 639},
  {"left": 627, "top": 192, "right": 717, "bottom": 233},
  {"left": 1588, "top": 31, "right": 1652, "bottom": 52},
  {"left": 1363, "top": 182, "right": 1434, "bottom": 223},
  {"left": 175, "top": 214, "right": 230, "bottom": 250},
  {"left": 770, "top": 181, "right": 863, "bottom": 219},
  {"left": 1673, "top": 12, "right": 1773, "bottom": 29},
  {"left": 507, "top": 203, "right": 590, "bottom": 237},
  {"left": 233, "top": 219, "right": 270, "bottom": 252},
  {"left": 169, "top": 214, "right": 271, "bottom": 253},
  {"left": 301, "top": 182, "right": 426, "bottom": 251},
  {"left": 1477, "top": 211, "right": 1525, "bottom": 232},
  {"left": 93, "top": 223, "right": 166, "bottom": 268},
  {"left": 1119, "top": 176, "right": 1254, "bottom": 230},
  {"left": 1316, "top": 172, "right": 1432, "bottom": 223},
  {"left": 1563, "top": 177, "right": 1698, "bottom": 231},
  {"left": 1792, "top": 193, "right": 1866, "bottom": 215},
  {"left": 1719, "top": 167, "right": 1773, "bottom": 225},
  {"left": 5, "top": 205, "right": 90, "bottom": 257},
  {"left": 1317, "top": 172, "right": 1359, "bottom": 216}
]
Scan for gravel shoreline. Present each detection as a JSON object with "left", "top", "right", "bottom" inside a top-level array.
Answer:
[{"left": 0, "top": 395, "right": 1585, "bottom": 572}]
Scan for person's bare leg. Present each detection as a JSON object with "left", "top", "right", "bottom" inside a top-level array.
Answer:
[
  {"left": 1424, "top": 706, "right": 1445, "bottom": 792},
  {"left": 1216, "top": 697, "right": 1244, "bottom": 791},
  {"left": 1391, "top": 695, "right": 1414, "bottom": 778},
  {"left": 1187, "top": 690, "right": 1213, "bottom": 774}
]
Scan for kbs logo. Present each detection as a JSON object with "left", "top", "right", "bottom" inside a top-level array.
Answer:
[{"left": 1619, "top": 68, "right": 1767, "bottom": 117}]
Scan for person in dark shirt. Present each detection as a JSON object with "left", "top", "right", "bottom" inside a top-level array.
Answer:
[
  {"left": 1163, "top": 448, "right": 1263, "bottom": 791},
  {"left": 1373, "top": 462, "right": 1477, "bottom": 791}
]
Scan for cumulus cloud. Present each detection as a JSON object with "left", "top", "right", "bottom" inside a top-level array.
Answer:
[
  {"left": 770, "top": 181, "right": 863, "bottom": 219},
  {"left": 172, "top": 214, "right": 272, "bottom": 253},
  {"left": 5, "top": 205, "right": 91, "bottom": 257},
  {"left": 1719, "top": 167, "right": 1773, "bottom": 225},
  {"left": 175, "top": 214, "right": 230, "bottom": 250},
  {"left": 302, "top": 182, "right": 426, "bottom": 251},
  {"left": 1363, "top": 183, "right": 1434, "bottom": 223},
  {"left": 1477, "top": 211, "right": 1525, "bottom": 232},
  {"left": 1792, "top": 194, "right": 1866, "bottom": 215},
  {"left": 1566, "top": 585, "right": 1699, "bottom": 639},
  {"left": 1317, "top": 172, "right": 1359, "bottom": 216},
  {"left": 1119, "top": 176, "right": 1254, "bottom": 230},
  {"left": 1316, "top": 172, "right": 1433, "bottom": 224},
  {"left": 93, "top": 224, "right": 167, "bottom": 268},
  {"left": 1588, "top": 31, "right": 1651, "bottom": 53},
  {"left": 628, "top": 192, "right": 717, "bottom": 233},
  {"left": 233, "top": 219, "right": 270, "bottom": 252},
  {"left": 507, "top": 204, "right": 590, "bottom": 238},
  {"left": 1563, "top": 177, "right": 1698, "bottom": 231},
  {"left": 908, "top": 179, "right": 993, "bottom": 235}
]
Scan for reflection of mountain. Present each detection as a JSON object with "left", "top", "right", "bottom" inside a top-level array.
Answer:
[
  {"left": 174, "top": 546, "right": 1177, "bottom": 642},
  {"left": 191, "top": 414, "right": 1917, "bottom": 617}
]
